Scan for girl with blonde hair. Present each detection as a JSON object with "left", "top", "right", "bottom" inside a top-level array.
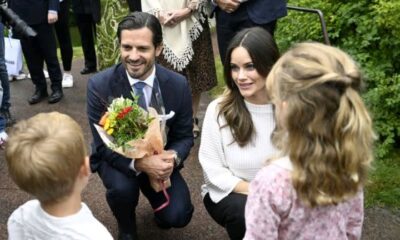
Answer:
[{"left": 244, "top": 42, "right": 375, "bottom": 240}]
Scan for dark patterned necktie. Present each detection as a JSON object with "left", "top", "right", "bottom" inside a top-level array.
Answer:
[{"left": 133, "top": 81, "right": 147, "bottom": 109}]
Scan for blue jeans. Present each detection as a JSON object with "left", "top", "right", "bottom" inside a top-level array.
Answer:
[{"left": 0, "top": 23, "right": 9, "bottom": 130}]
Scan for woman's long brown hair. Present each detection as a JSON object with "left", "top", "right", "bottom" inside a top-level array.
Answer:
[{"left": 219, "top": 27, "right": 279, "bottom": 147}]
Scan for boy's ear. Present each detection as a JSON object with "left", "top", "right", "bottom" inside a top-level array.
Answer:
[{"left": 80, "top": 156, "right": 91, "bottom": 177}]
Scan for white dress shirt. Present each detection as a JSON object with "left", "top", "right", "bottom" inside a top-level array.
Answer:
[{"left": 127, "top": 67, "right": 156, "bottom": 108}]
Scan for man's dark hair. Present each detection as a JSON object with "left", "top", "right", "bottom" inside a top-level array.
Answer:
[{"left": 117, "top": 12, "right": 163, "bottom": 47}]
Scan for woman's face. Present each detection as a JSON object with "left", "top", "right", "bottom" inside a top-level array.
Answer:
[{"left": 230, "top": 47, "right": 268, "bottom": 104}]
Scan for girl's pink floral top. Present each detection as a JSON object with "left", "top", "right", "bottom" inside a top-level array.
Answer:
[{"left": 244, "top": 157, "right": 364, "bottom": 240}]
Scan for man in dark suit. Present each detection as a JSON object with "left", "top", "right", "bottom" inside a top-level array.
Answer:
[
  {"left": 71, "top": 0, "right": 100, "bottom": 74},
  {"left": 87, "top": 12, "right": 194, "bottom": 240},
  {"left": 9, "top": 0, "right": 64, "bottom": 104},
  {"left": 126, "top": 0, "right": 141, "bottom": 12},
  {"left": 213, "top": 0, "right": 287, "bottom": 62}
]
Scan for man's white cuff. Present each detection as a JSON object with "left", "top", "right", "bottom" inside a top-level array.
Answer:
[{"left": 129, "top": 159, "right": 141, "bottom": 176}]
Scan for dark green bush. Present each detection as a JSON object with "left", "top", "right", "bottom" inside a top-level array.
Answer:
[{"left": 276, "top": 0, "right": 400, "bottom": 159}]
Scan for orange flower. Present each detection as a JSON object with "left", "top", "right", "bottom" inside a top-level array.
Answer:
[{"left": 99, "top": 112, "right": 109, "bottom": 126}]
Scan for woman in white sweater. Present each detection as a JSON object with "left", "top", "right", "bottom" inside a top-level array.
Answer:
[{"left": 199, "top": 27, "right": 280, "bottom": 240}]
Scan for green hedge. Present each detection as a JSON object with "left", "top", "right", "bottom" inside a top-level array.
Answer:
[{"left": 276, "top": 0, "right": 400, "bottom": 159}]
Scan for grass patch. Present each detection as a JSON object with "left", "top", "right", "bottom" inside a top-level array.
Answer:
[
  {"left": 209, "top": 57, "right": 225, "bottom": 98},
  {"left": 55, "top": 26, "right": 84, "bottom": 60},
  {"left": 69, "top": 26, "right": 82, "bottom": 47},
  {"left": 365, "top": 150, "right": 400, "bottom": 209}
]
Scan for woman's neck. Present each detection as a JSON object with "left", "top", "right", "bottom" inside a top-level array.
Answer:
[{"left": 245, "top": 93, "right": 270, "bottom": 105}]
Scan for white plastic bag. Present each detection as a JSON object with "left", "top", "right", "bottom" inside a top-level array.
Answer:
[{"left": 4, "top": 37, "right": 23, "bottom": 76}]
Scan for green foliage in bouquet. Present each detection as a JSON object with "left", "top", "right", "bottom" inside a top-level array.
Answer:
[{"left": 101, "top": 95, "right": 153, "bottom": 148}]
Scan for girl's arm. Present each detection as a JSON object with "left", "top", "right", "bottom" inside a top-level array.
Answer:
[
  {"left": 244, "top": 167, "right": 290, "bottom": 240},
  {"left": 346, "top": 191, "right": 364, "bottom": 240}
]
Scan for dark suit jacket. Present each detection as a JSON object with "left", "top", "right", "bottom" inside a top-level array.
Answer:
[
  {"left": 247, "top": 0, "right": 287, "bottom": 24},
  {"left": 214, "top": 0, "right": 287, "bottom": 24},
  {"left": 9, "top": 0, "right": 59, "bottom": 25},
  {"left": 71, "top": 0, "right": 101, "bottom": 23},
  {"left": 87, "top": 63, "right": 194, "bottom": 176},
  {"left": 126, "top": 0, "right": 141, "bottom": 12}
]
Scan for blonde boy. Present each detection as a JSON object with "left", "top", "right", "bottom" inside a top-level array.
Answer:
[{"left": 6, "top": 112, "right": 113, "bottom": 240}]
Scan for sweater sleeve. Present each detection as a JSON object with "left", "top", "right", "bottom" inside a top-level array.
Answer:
[
  {"left": 199, "top": 100, "right": 242, "bottom": 203},
  {"left": 244, "top": 166, "right": 293, "bottom": 240},
  {"left": 346, "top": 191, "right": 364, "bottom": 240}
]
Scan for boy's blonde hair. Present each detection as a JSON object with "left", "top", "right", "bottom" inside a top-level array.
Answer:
[
  {"left": 6, "top": 112, "right": 87, "bottom": 203},
  {"left": 267, "top": 42, "right": 375, "bottom": 207}
]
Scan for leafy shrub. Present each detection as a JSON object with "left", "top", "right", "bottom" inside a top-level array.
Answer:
[{"left": 276, "top": 0, "right": 400, "bottom": 159}]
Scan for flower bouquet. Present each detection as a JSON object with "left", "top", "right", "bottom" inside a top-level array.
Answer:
[{"left": 94, "top": 95, "right": 173, "bottom": 193}]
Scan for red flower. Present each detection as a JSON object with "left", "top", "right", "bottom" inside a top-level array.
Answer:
[{"left": 117, "top": 106, "right": 133, "bottom": 119}]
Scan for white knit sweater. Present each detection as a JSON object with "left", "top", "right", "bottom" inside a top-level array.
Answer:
[{"left": 199, "top": 98, "right": 277, "bottom": 203}]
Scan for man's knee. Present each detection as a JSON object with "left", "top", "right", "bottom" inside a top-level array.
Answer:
[{"left": 156, "top": 203, "right": 194, "bottom": 228}]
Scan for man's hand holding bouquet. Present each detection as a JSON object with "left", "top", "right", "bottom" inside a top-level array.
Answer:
[{"left": 94, "top": 94, "right": 175, "bottom": 211}]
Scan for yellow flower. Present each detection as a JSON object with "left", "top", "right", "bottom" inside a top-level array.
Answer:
[
  {"left": 107, "top": 128, "right": 114, "bottom": 135},
  {"left": 104, "top": 118, "right": 110, "bottom": 130}
]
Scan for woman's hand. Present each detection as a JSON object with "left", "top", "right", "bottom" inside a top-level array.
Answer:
[
  {"left": 233, "top": 180, "right": 249, "bottom": 194},
  {"left": 163, "top": 8, "right": 192, "bottom": 27}
]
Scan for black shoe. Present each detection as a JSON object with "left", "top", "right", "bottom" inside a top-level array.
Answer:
[
  {"left": 48, "top": 90, "right": 63, "bottom": 104},
  {"left": 117, "top": 224, "right": 138, "bottom": 240},
  {"left": 28, "top": 89, "right": 48, "bottom": 105},
  {"left": 154, "top": 217, "right": 171, "bottom": 229},
  {"left": 80, "top": 67, "right": 97, "bottom": 75},
  {"left": 0, "top": 109, "right": 16, "bottom": 127},
  {"left": 118, "top": 232, "right": 137, "bottom": 240}
]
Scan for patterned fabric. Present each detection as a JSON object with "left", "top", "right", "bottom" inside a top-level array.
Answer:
[
  {"left": 143, "top": 0, "right": 205, "bottom": 71},
  {"left": 157, "top": 18, "right": 217, "bottom": 94},
  {"left": 97, "top": 0, "right": 130, "bottom": 70},
  {"left": 244, "top": 162, "right": 364, "bottom": 240}
]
